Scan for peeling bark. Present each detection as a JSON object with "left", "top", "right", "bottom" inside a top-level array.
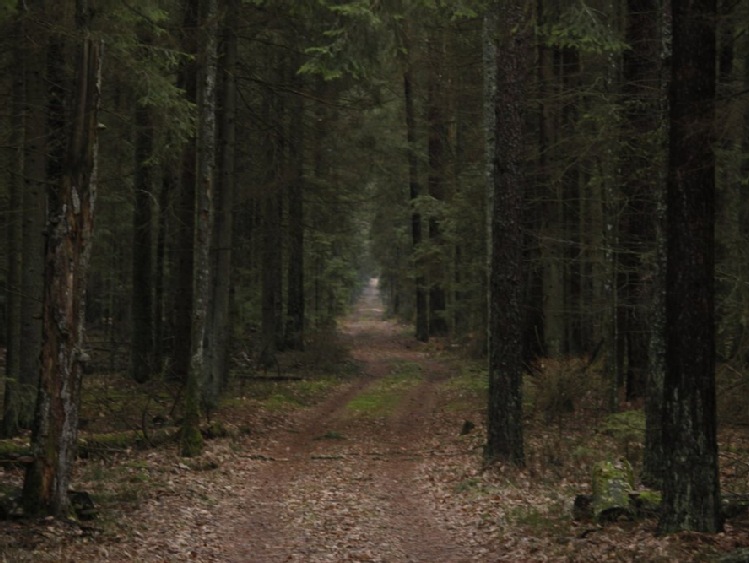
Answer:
[{"left": 23, "top": 21, "right": 102, "bottom": 516}]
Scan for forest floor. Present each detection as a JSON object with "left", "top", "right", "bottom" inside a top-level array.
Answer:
[{"left": 3, "top": 281, "right": 749, "bottom": 561}]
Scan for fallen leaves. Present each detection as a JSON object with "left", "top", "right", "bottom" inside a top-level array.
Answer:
[{"left": 3, "top": 292, "right": 749, "bottom": 561}]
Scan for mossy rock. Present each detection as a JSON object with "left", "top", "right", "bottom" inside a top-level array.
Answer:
[
  {"left": 591, "top": 459, "right": 635, "bottom": 521},
  {"left": 632, "top": 489, "right": 661, "bottom": 517}
]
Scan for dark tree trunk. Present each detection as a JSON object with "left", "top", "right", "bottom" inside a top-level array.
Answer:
[
  {"left": 403, "top": 51, "right": 428, "bottom": 342},
  {"left": 286, "top": 49, "right": 306, "bottom": 351},
  {"left": 485, "top": 0, "right": 529, "bottom": 466},
  {"left": 620, "top": 0, "right": 661, "bottom": 402},
  {"left": 20, "top": 0, "right": 49, "bottom": 429},
  {"left": 658, "top": 0, "right": 722, "bottom": 534},
  {"left": 171, "top": 0, "right": 198, "bottom": 382},
  {"left": 427, "top": 37, "right": 449, "bottom": 337},
  {"left": 206, "top": 0, "right": 238, "bottom": 405},
  {"left": 154, "top": 164, "right": 175, "bottom": 368},
  {"left": 260, "top": 63, "right": 285, "bottom": 356},
  {"left": 3, "top": 2, "right": 25, "bottom": 437},
  {"left": 23, "top": 16, "right": 102, "bottom": 515},
  {"left": 130, "top": 102, "right": 155, "bottom": 384},
  {"left": 261, "top": 191, "right": 284, "bottom": 354},
  {"left": 640, "top": 0, "right": 669, "bottom": 486},
  {"left": 181, "top": 0, "right": 218, "bottom": 457}
]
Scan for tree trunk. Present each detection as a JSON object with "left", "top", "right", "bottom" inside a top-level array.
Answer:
[
  {"left": 23, "top": 18, "right": 102, "bottom": 516},
  {"left": 427, "top": 34, "right": 449, "bottom": 337},
  {"left": 286, "top": 49, "right": 306, "bottom": 351},
  {"left": 130, "top": 102, "right": 155, "bottom": 384},
  {"left": 171, "top": 0, "right": 198, "bottom": 382},
  {"left": 658, "top": 0, "right": 722, "bottom": 534},
  {"left": 619, "top": 0, "right": 661, "bottom": 401},
  {"left": 260, "top": 65, "right": 285, "bottom": 356},
  {"left": 485, "top": 0, "right": 529, "bottom": 466},
  {"left": 206, "top": 0, "right": 238, "bottom": 407},
  {"left": 403, "top": 41, "right": 428, "bottom": 342},
  {"left": 154, "top": 164, "right": 175, "bottom": 368},
  {"left": 181, "top": 0, "right": 218, "bottom": 457},
  {"left": 3, "top": 2, "right": 25, "bottom": 437},
  {"left": 642, "top": 0, "right": 669, "bottom": 488},
  {"left": 20, "top": 0, "right": 49, "bottom": 429}
]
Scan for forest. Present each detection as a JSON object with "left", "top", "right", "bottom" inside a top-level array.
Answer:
[{"left": 1, "top": 0, "right": 749, "bottom": 560}]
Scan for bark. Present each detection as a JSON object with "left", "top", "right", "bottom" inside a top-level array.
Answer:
[
  {"left": 154, "top": 164, "right": 175, "bottom": 368},
  {"left": 642, "top": 0, "right": 669, "bottom": 489},
  {"left": 20, "top": 0, "right": 49, "bottom": 429},
  {"left": 181, "top": 0, "right": 218, "bottom": 457},
  {"left": 130, "top": 102, "right": 155, "bottom": 384},
  {"left": 485, "top": 0, "right": 529, "bottom": 466},
  {"left": 171, "top": 0, "right": 198, "bottom": 382},
  {"left": 260, "top": 68, "right": 285, "bottom": 356},
  {"left": 538, "top": 0, "right": 565, "bottom": 356},
  {"left": 482, "top": 8, "right": 497, "bottom": 357},
  {"left": 402, "top": 37, "right": 428, "bottom": 343},
  {"left": 3, "top": 2, "right": 25, "bottom": 437},
  {"left": 206, "top": 0, "right": 239, "bottom": 405},
  {"left": 23, "top": 20, "right": 102, "bottom": 516},
  {"left": 658, "top": 0, "right": 722, "bottom": 534},
  {"left": 426, "top": 34, "right": 449, "bottom": 337},
  {"left": 286, "top": 46, "right": 305, "bottom": 351},
  {"left": 620, "top": 0, "right": 661, "bottom": 401}
]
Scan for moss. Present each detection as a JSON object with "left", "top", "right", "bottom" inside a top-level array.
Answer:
[
  {"left": 346, "top": 375, "right": 419, "bottom": 415},
  {"left": 179, "top": 423, "right": 204, "bottom": 457},
  {"left": 0, "top": 440, "right": 32, "bottom": 458},
  {"left": 591, "top": 459, "right": 635, "bottom": 521},
  {"left": 346, "top": 362, "right": 422, "bottom": 416},
  {"left": 316, "top": 430, "right": 346, "bottom": 440},
  {"left": 601, "top": 410, "right": 645, "bottom": 441}
]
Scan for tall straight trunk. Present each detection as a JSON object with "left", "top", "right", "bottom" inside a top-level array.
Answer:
[
  {"left": 658, "top": 0, "right": 722, "bottom": 534},
  {"left": 260, "top": 64, "right": 285, "bottom": 355},
  {"left": 130, "top": 102, "right": 155, "bottom": 383},
  {"left": 23, "top": 15, "right": 102, "bottom": 515},
  {"left": 20, "top": 0, "right": 49, "bottom": 429},
  {"left": 620, "top": 0, "right": 661, "bottom": 401},
  {"left": 485, "top": 0, "right": 529, "bottom": 466},
  {"left": 482, "top": 8, "right": 497, "bottom": 357},
  {"left": 286, "top": 65, "right": 306, "bottom": 351},
  {"left": 640, "top": 0, "right": 668, "bottom": 487},
  {"left": 539, "top": 7, "right": 565, "bottom": 356},
  {"left": 403, "top": 46, "right": 428, "bottom": 342},
  {"left": 3, "top": 2, "right": 25, "bottom": 437},
  {"left": 171, "top": 0, "right": 198, "bottom": 382},
  {"left": 560, "top": 47, "right": 581, "bottom": 353},
  {"left": 181, "top": 0, "right": 218, "bottom": 457},
  {"left": 427, "top": 36, "right": 449, "bottom": 337},
  {"left": 154, "top": 164, "right": 175, "bottom": 368},
  {"left": 206, "top": 0, "right": 238, "bottom": 404},
  {"left": 261, "top": 189, "right": 284, "bottom": 353}
]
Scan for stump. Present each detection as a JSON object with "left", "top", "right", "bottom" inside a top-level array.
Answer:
[{"left": 590, "top": 458, "right": 635, "bottom": 521}]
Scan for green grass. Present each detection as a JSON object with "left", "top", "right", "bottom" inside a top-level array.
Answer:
[
  {"left": 346, "top": 361, "right": 422, "bottom": 416},
  {"left": 230, "top": 376, "right": 341, "bottom": 411},
  {"left": 441, "top": 363, "right": 488, "bottom": 411}
]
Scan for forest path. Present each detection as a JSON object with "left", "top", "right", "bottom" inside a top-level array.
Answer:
[{"left": 222, "top": 280, "right": 472, "bottom": 562}]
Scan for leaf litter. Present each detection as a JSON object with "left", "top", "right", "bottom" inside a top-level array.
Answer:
[{"left": 2, "top": 284, "right": 749, "bottom": 561}]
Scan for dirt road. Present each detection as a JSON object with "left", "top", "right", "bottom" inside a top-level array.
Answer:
[{"left": 224, "top": 280, "right": 472, "bottom": 561}]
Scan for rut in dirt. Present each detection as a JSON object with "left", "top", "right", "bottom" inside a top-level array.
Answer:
[{"left": 225, "top": 279, "right": 473, "bottom": 562}]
